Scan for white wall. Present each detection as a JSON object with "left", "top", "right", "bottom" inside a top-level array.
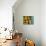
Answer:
[
  {"left": 41, "top": 0, "right": 46, "bottom": 46},
  {"left": 13, "top": 0, "right": 46, "bottom": 46},
  {"left": 13, "top": 0, "right": 41, "bottom": 46}
]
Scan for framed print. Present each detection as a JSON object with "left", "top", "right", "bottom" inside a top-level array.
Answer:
[{"left": 23, "top": 16, "right": 34, "bottom": 25}]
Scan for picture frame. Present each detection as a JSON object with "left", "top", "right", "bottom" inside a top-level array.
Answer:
[{"left": 23, "top": 16, "right": 34, "bottom": 25}]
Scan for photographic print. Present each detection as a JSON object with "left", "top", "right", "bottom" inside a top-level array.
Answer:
[{"left": 23, "top": 16, "right": 34, "bottom": 25}]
